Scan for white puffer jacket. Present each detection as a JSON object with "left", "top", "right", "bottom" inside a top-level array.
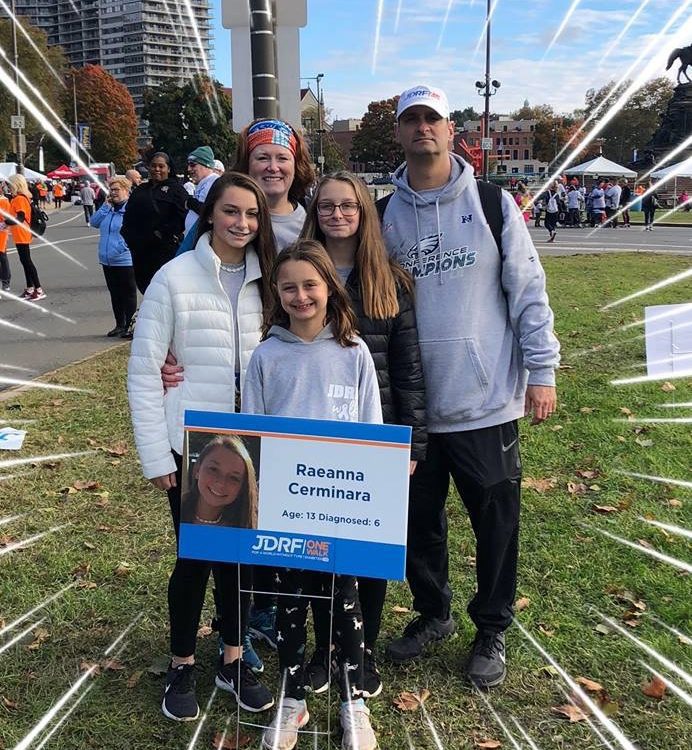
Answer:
[{"left": 127, "top": 232, "right": 263, "bottom": 479}]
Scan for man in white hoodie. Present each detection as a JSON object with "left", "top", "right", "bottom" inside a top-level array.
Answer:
[{"left": 382, "top": 85, "right": 560, "bottom": 688}]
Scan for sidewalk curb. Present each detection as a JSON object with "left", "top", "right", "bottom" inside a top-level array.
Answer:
[{"left": 0, "top": 342, "right": 129, "bottom": 403}]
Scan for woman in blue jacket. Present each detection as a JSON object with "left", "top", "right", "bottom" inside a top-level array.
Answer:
[{"left": 91, "top": 176, "right": 137, "bottom": 338}]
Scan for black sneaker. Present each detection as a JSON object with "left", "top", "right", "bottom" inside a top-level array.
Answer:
[
  {"left": 465, "top": 630, "right": 506, "bottom": 689},
  {"left": 162, "top": 663, "right": 199, "bottom": 721},
  {"left": 305, "top": 647, "right": 331, "bottom": 694},
  {"left": 362, "top": 648, "right": 382, "bottom": 699},
  {"left": 386, "top": 615, "right": 456, "bottom": 664},
  {"left": 215, "top": 658, "right": 274, "bottom": 712}
]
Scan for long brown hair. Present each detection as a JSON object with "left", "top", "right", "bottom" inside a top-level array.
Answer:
[
  {"left": 233, "top": 118, "right": 315, "bottom": 206},
  {"left": 300, "top": 171, "right": 412, "bottom": 319},
  {"left": 263, "top": 239, "right": 358, "bottom": 348},
  {"left": 183, "top": 434, "right": 258, "bottom": 529},
  {"left": 194, "top": 171, "right": 276, "bottom": 309}
]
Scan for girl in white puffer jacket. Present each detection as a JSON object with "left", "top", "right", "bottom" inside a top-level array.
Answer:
[{"left": 127, "top": 172, "right": 276, "bottom": 722}]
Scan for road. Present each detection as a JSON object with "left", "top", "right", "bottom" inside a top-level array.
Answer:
[{"left": 0, "top": 205, "right": 690, "bottom": 391}]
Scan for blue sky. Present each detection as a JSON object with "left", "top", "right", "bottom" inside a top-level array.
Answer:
[{"left": 211, "top": 0, "right": 691, "bottom": 120}]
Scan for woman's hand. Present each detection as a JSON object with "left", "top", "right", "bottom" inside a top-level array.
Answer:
[
  {"left": 151, "top": 473, "right": 177, "bottom": 491},
  {"left": 161, "top": 350, "right": 184, "bottom": 389},
  {"left": 409, "top": 460, "right": 417, "bottom": 476}
]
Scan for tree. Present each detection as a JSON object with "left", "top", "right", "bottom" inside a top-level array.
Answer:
[
  {"left": 67, "top": 65, "right": 138, "bottom": 170},
  {"left": 350, "top": 97, "right": 403, "bottom": 172},
  {"left": 450, "top": 107, "right": 480, "bottom": 128},
  {"left": 0, "top": 18, "right": 68, "bottom": 166},
  {"left": 583, "top": 77, "right": 674, "bottom": 164},
  {"left": 142, "top": 76, "right": 236, "bottom": 169}
]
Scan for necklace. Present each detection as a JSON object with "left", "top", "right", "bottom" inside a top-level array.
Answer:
[
  {"left": 219, "top": 260, "right": 245, "bottom": 274},
  {"left": 194, "top": 513, "right": 222, "bottom": 525}
]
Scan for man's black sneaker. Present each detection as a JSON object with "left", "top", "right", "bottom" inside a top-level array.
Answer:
[
  {"left": 304, "top": 647, "right": 333, "bottom": 694},
  {"left": 465, "top": 630, "right": 506, "bottom": 689},
  {"left": 215, "top": 657, "right": 274, "bottom": 712},
  {"left": 361, "top": 648, "right": 382, "bottom": 699},
  {"left": 386, "top": 615, "right": 456, "bottom": 664},
  {"left": 162, "top": 663, "right": 199, "bottom": 721}
]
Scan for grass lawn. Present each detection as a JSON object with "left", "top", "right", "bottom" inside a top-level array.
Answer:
[
  {"left": 626, "top": 210, "right": 691, "bottom": 225},
  {"left": 1, "top": 253, "right": 690, "bottom": 749}
]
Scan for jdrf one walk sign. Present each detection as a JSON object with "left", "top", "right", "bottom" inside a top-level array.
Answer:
[{"left": 178, "top": 411, "right": 412, "bottom": 580}]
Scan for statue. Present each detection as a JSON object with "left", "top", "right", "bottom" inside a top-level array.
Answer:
[{"left": 666, "top": 44, "right": 692, "bottom": 85}]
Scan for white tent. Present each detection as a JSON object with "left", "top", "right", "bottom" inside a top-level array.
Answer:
[
  {"left": 564, "top": 156, "right": 636, "bottom": 178},
  {"left": 0, "top": 162, "right": 48, "bottom": 181},
  {"left": 651, "top": 157, "right": 692, "bottom": 180}
]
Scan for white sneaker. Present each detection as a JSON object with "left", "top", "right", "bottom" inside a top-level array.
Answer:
[
  {"left": 261, "top": 698, "right": 309, "bottom": 750},
  {"left": 340, "top": 700, "right": 377, "bottom": 750}
]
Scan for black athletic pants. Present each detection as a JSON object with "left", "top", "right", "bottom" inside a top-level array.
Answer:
[
  {"left": 101, "top": 265, "right": 137, "bottom": 330},
  {"left": 16, "top": 244, "right": 40, "bottom": 288},
  {"left": 166, "top": 453, "right": 250, "bottom": 656},
  {"left": 644, "top": 207, "right": 655, "bottom": 226},
  {"left": 0, "top": 251, "right": 9, "bottom": 285},
  {"left": 83, "top": 204, "right": 94, "bottom": 223},
  {"left": 406, "top": 422, "right": 521, "bottom": 633}
]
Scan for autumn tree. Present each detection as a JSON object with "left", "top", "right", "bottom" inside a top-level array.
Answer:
[
  {"left": 450, "top": 107, "right": 480, "bottom": 129},
  {"left": 0, "top": 18, "right": 67, "bottom": 168},
  {"left": 350, "top": 97, "right": 403, "bottom": 172},
  {"left": 66, "top": 65, "right": 138, "bottom": 170},
  {"left": 142, "top": 76, "right": 236, "bottom": 168}
]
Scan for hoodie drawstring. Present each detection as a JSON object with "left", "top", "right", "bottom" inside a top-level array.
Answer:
[{"left": 434, "top": 197, "right": 444, "bottom": 285}]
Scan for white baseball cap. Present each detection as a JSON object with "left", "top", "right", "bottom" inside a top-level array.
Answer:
[
  {"left": 396, "top": 85, "right": 450, "bottom": 120},
  {"left": 213, "top": 159, "right": 225, "bottom": 172}
]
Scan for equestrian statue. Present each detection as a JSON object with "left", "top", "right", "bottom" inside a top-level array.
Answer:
[{"left": 666, "top": 44, "right": 692, "bottom": 85}]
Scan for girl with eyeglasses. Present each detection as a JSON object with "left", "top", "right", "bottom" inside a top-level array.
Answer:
[{"left": 299, "top": 171, "right": 426, "bottom": 701}]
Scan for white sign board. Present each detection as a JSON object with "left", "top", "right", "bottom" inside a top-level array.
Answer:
[
  {"left": 644, "top": 304, "right": 692, "bottom": 377},
  {"left": 481, "top": 138, "right": 493, "bottom": 150}
]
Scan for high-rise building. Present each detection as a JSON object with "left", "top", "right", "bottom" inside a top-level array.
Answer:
[{"left": 12, "top": 0, "right": 213, "bottom": 110}]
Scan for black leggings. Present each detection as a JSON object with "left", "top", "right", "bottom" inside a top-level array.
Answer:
[
  {"left": 102, "top": 265, "right": 137, "bottom": 329},
  {"left": 83, "top": 204, "right": 94, "bottom": 223},
  {"left": 0, "top": 251, "right": 9, "bottom": 284},
  {"left": 166, "top": 453, "right": 250, "bottom": 657},
  {"left": 16, "top": 244, "right": 40, "bottom": 288},
  {"left": 644, "top": 207, "right": 655, "bottom": 226},
  {"left": 544, "top": 212, "right": 558, "bottom": 234}
]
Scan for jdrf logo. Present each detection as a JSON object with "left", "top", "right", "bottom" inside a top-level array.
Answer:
[
  {"left": 460, "top": 214, "right": 473, "bottom": 224},
  {"left": 252, "top": 535, "right": 305, "bottom": 554}
]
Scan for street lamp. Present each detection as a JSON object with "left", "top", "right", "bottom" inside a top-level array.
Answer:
[
  {"left": 301, "top": 73, "right": 325, "bottom": 175},
  {"left": 474, "top": 0, "right": 500, "bottom": 182}
]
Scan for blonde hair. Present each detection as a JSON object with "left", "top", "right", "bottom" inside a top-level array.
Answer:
[
  {"left": 8, "top": 174, "right": 31, "bottom": 199},
  {"left": 109, "top": 176, "right": 132, "bottom": 192}
]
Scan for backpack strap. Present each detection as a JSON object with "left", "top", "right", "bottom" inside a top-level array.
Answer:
[
  {"left": 476, "top": 179, "right": 504, "bottom": 259},
  {"left": 375, "top": 192, "right": 393, "bottom": 223}
]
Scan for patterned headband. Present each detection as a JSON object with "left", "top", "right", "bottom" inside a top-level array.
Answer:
[{"left": 247, "top": 120, "right": 298, "bottom": 156}]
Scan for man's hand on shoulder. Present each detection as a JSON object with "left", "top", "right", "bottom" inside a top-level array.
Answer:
[{"left": 524, "top": 385, "right": 557, "bottom": 425}]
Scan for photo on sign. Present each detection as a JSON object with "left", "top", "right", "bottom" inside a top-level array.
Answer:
[{"left": 182, "top": 431, "right": 262, "bottom": 529}]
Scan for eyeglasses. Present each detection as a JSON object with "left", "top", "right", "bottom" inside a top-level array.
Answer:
[{"left": 316, "top": 201, "right": 360, "bottom": 217}]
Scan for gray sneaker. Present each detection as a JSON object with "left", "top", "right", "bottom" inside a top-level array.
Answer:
[
  {"left": 261, "top": 697, "right": 309, "bottom": 750},
  {"left": 340, "top": 700, "right": 377, "bottom": 750},
  {"left": 465, "top": 630, "right": 506, "bottom": 688},
  {"left": 386, "top": 614, "right": 456, "bottom": 663}
]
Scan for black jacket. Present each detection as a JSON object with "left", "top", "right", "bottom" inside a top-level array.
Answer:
[{"left": 345, "top": 270, "right": 427, "bottom": 460}]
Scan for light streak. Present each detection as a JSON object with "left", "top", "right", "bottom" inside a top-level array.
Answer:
[
  {"left": 0, "top": 318, "right": 46, "bottom": 337},
  {"left": 662, "top": 402, "right": 692, "bottom": 408},
  {"left": 0, "top": 363, "right": 36, "bottom": 372},
  {"left": 0, "top": 582, "right": 75, "bottom": 639},
  {"left": 645, "top": 614, "right": 692, "bottom": 645},
  {"left": 542, "top": 0, "right": 582, "bottom": 59},
  {"left": 0, "top": 473, "right": 31, "bottom": 482},
  {"left": 32, "top": 684, "right": 95, "bottom": 750},
  {"left": 186, "top": 687, "right": 218, "bottom": 750},
  {"left": 655, "top": 196, "right": 692, "bottom": 224},
  {"left": 583, "top": 523, "right": 692, "bottom": 574},
  {"left": 0, "top": 290, "right": 76, "bottom": 324},
  {"left": 0, "top": 1, "right": 66, "bottom": 88},
  {"left": 0, "top": 524, "right": 69, "bottom": 558},
  {"left": 601, "top": 267, "right": 692, "bottom": 310},
  {"left": 555, "top": 684, "right": 619, "bottom": 750},
  {"left": 641, "top": 663, "right": 692, "bottom": 708},
  {"left": 12, "top": 665, "right": 98, "bottom": 750},
  {"left": 104, "top": 613, "right": 143, "bottom": 656},
  {"left": 372, "top": 0, "right": 385, "bottom": 74},
  {"left": 437, "top": 0, "right": 456, "bottom": 50},
  {"left": 596, "top": 612, "right": 692, "bottom": 688},
  {"left": 0, "top": 450, "right": 95, "bottom": 470},
  {"left": 0, "top": 617, "right": 46, "bottom": 656},
  {"left": 215, "top": 717, "right": 232, "bottom": 750},
  {"left": 473, "top": 0, "right": 499, "bottom": 56},
  {"left": 419, "top": 701, "right": 445, "bottom": 750},
  {"left": 509, "top": 715, "right": 541, "bottom": 750},
  {"left": 514, "top": 619, "right": 638, "bottom": 750},
  {"left": 638, "top": 139, "right": 692, "bottom": 184},
  {"left": 639, "top": 517, "right": 692, "bottom": 540},
  {"left": 394, "top": 0, "right": 403, "bottom": 33},
  {"left": 0, "top": 376, "right": 89, "bottom": 393},
  {"left": 616, "top": 417, "right": 692, "bottom": 424},
  {"left": 616, "top": 470, "right": 692, "bottom": 490},
  {"left": 628, "top": 352, "right": 692, "bottom": 370},
  {"left": 611, "top": 368, "right": 692, "bottom": 385},
  {"left": 472, "top": 687, "right": 523, "bottom": 750},
  {"left": 182, "top": 0, "right": 221, "bottom": 122},
  {"left": 600, "top": 0, "right": 652, "bottom": 64},
  {"left": 620, "top": 303, "right": 692, "bottom": 332},
  {"left": 0, "top": 514, "right": 23, "bottom": 527}
]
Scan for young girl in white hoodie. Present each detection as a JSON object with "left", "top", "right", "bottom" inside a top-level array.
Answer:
[
  {"left": 127, "top": 172, "right": 275, "bottom": 722},
  {"left": 243, "top": 239, "right": 381, "bottom": 750}
]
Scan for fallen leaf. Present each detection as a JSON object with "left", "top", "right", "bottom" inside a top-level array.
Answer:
[
  {"left": 101, "top": 658, "right": 125, "bottom": 672},
  {"left": 97, "top": 525, "right": 112, "bottom": 532},
  {"left": 106, "top": 440, "right": 129, "bottom": 456},
  {"left": 537, "top": 665, "right": 559, "bottom": 677},
  {"left": 110, "top": 459, "right": 121, "bottom": 466},
  {"left": 588, "top": 484, "right": 602, "bottom": 492},
  {"left": 475, "top": 740, "right": 502, "bottom": 749},
  {"left": 579, "top": 407, "right": 594, "bottom": 414},
  {"left": 86, "top": 438, "right": 98, "bottom": 446},
  {"left": 27, "top": 627, "right": 50, "bottom": 650},
  {"left": 211, "top": 730, "right": 253, "bottom": 749},
  {"left": 668, "top": 498, "right": 683, "bottom": 508},
  {"left": 75, "top": 580, "right": 97, "bottom": 590},
  {"left": 641, "top": 676, "right": 666, "bottom": 700},
  {"left": 56, "top": 435, "right": 64, "bottom": 444},
  {"left": 523, "top": 477, "right": 557, "bottom": 493},
  {"left": 623, "top": 617, "right": 642, "bottom": 628},
  {"left": 616, "top": 435, "right": 627, "bottom": 442},
  {"left": 576, "top": 676, "right": 604, "bottom": 693},
  {"left": 1, "top": 696, "right": 18, "bottom": 710},
  {"left": 393, "top": 688, "right": 430, "bottom": 711},
  {"left": 619, "top": 407, "right": 632, "bottom": 415},
  {"left": 538, "top": 623, "right": 555, "bottom": 637},
  {"left": 465, "top": 555, "right": 476, "bottom": 566},
  {"left": 617, "top": 496, "right": 633, "bottom": 511},
  {"left": 576, "top": 469, "right": 600, "bottom": 479},
  {"left": 79, "top": 660, "right": 102, "bottom": 675},
  {"left": 661, "top": 381, "right": 676, "bottom": 392},
  {"left": 197, "top": 625, "right": 213, "bottom": 638},
  {"left": 126, "top": 670, "right": 143, "bottom": 688},
  {"left": 634, "top": 438, "right": 653, "bottom": 448},
  {"left": 83, "top": 541, "right": 96, "bottom": 550},
  {"left": 567, "top": 481, "right": 589, "bottom": 495},
  {"left": 637, "top": 539, "right": 654, "bottom": 550},
  {"left": 515, "top": 597, "right": 531, "bottom": 612},
  {"left": 51, "top": 399, "right": 64, "bottom": 406},
  {"left": 551, "top": 424, "right": 563, "bottom": 431},
  {"left": 594, "top": 623, "right": 611, "bottom": 636},
  {"left": 72, "top": 562, "right": 91, "bottom": 579},
  {"left": 60, "top": 486, "right": 78, "bottom": 496},
  {"left": 552, "top": 704, "right": 588, "bottom": 723},
  {"left": 147, "top": 654, "right": 170, "bottom": 676},
  {"left": 73, "top": 480, "right": 101, "bottom": 491},
  {"left": 599, "top": 697, "right": 619, "bottom": 716},
  {"left": 592, "top": 504, "right": 619, "bottom": 513},
  {"left": 391, "top": 605, "right": 411, "bottom": 613}
]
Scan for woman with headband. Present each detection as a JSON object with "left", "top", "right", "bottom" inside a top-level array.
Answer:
[{"left": 233, "top": 118, "right": 315, "bottom": 251}]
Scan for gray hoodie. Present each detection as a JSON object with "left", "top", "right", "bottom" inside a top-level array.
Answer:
[
  {"left": 381, "top": 154, "right": 560, "bottom": 433},
  {"left": 242, "top": 325, "right": 383, "bottom": 424}
]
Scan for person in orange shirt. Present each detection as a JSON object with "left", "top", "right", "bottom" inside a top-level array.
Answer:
[
  {"left": 0, "top": 184, "right": 11, "bottom": 292},
  {"left": 37, "top": 181, "right": 48, "bottom": 207},
  {"left": 8, "top": 174, "right": 45, "bottom": 301},
  {"left": 53, "top": 180, "right": 64, "bottom": 209}
]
